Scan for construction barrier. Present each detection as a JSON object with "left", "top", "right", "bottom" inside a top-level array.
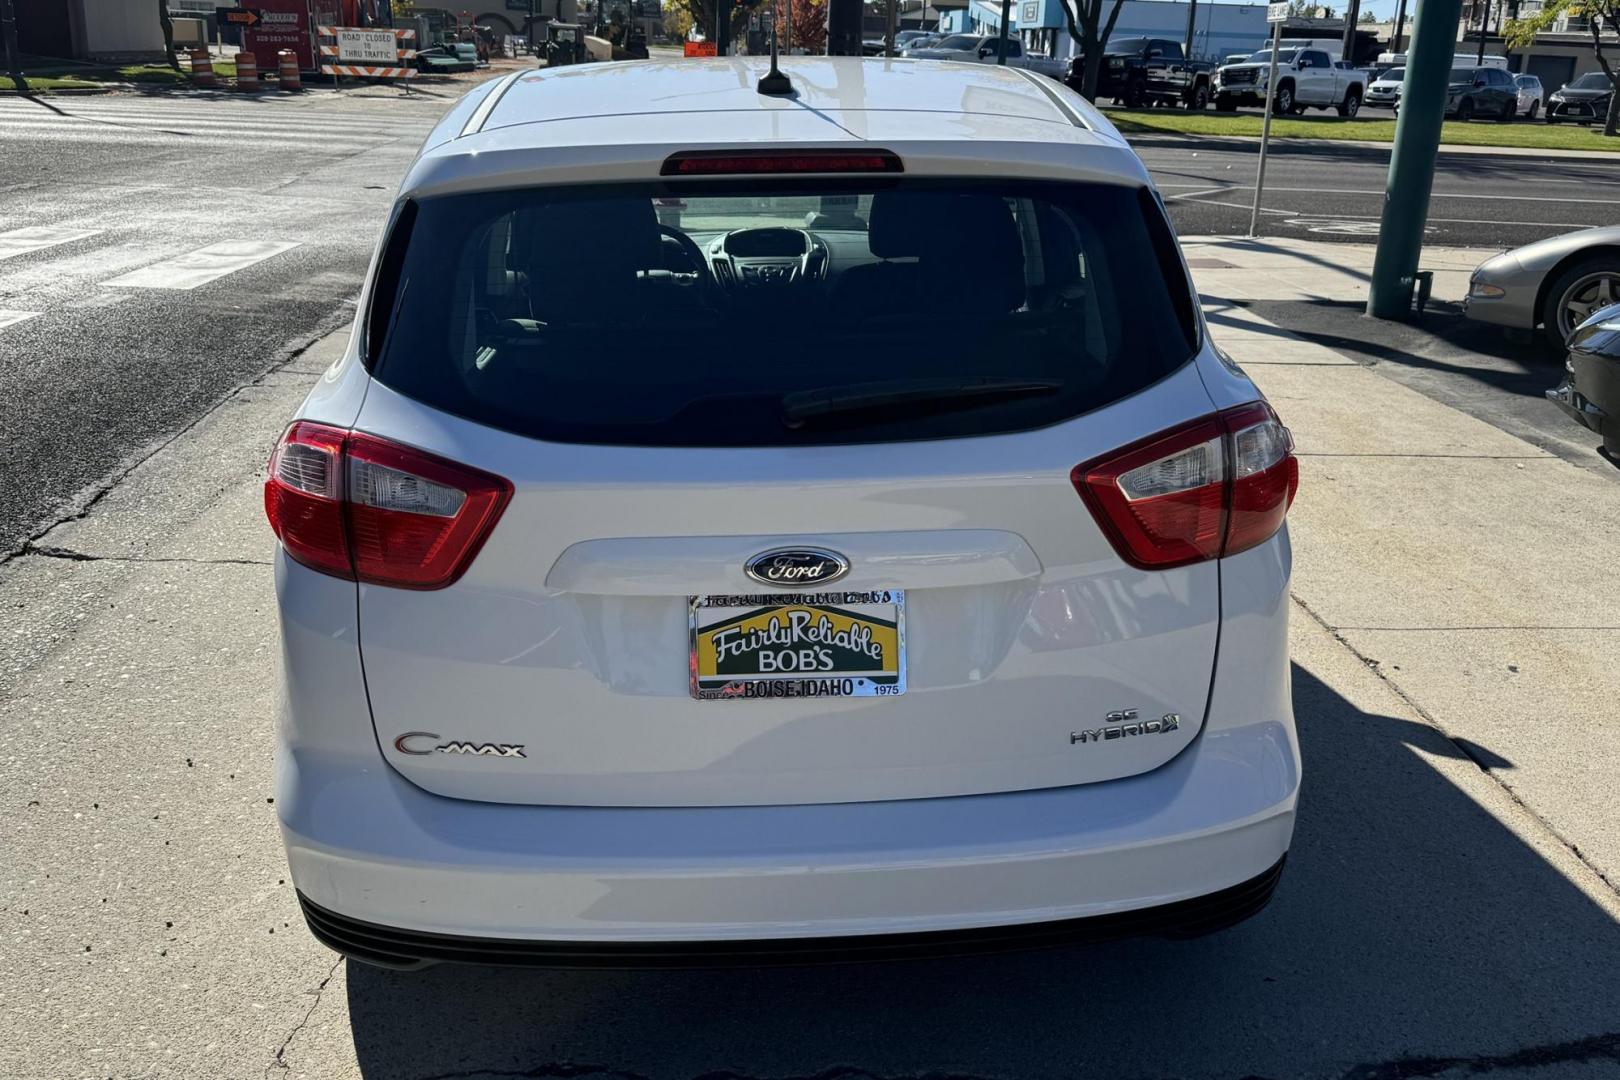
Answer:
[
  {"left": 684, "top": 40, "right": 718, "bottom": 57},
  {"left": 317, "top": 26, "right": 418, "bottom": 80},
  {"left": 277, "top": 50, "right": 302, "bottom": 92},
  {"left": 235, "top": 50, "right": 259, "bottom": 91},
  {"left": 189, "top": 48, "right": 215, "bottom": 88}
]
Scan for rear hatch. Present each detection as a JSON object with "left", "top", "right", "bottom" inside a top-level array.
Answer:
[{"left": 349, "top": 166, "right": 1224, "bottom": 808}]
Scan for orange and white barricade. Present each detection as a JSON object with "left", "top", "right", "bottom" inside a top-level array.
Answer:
[{"left": 317, "top": 26, "right": 418, "bottom": 80}]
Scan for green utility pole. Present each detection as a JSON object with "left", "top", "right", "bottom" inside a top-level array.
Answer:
[
  {"left": 2, "top": 0, "right": 26, "bottom": 93},
  {"left": 1365, "top": 0, "right": 1464, "bottom": 319}
]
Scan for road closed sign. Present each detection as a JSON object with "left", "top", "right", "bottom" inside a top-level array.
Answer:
[{"left": 336, "top": 28, "right": 398, "bottom": 64}]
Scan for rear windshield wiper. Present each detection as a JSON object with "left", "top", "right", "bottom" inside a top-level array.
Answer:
[{"left": 782, "top": 377, "right": 1064, "bottom": 428}]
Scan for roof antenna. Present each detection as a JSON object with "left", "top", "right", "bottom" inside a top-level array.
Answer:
[{"left": 757, "top": 16, "right": 794, "bottom": 95}]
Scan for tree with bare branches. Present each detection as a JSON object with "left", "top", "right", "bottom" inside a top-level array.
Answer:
[{"left": 1060, "top": 0, "right": 1127, "bottom": 100}]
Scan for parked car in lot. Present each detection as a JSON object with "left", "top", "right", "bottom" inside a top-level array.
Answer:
[
  {"left": 1070, "top": 36, "right": 1214, "bottom": 109},
  {"left": 1514, "top": 73, "right": 1543, "bottom": 120},
  {"left": 1466, "top": 225, "right": 1620, "bottom": 347},
  {"left": 1365, "top": 65, "right": 1403, "bottom": 108},
  {"left": 264, "top": 56, "right": 1302, "bottom": 969},
  {"left": 1546, "top": 71, "right": 1615, "bottom": 125},
  {"left": 1547, "top": 303, "right": 1620, "bottom": 456},
  {"left": 1214, "top": 44, "right": 1365, "bottom": 116},
  {"left": 1437, "top": 65, "right": 1519, "bottom": 121}
]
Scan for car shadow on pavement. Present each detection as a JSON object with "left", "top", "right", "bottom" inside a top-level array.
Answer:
[{"left": 341, "top": 663, "right": 1620, "bottom": 1080}]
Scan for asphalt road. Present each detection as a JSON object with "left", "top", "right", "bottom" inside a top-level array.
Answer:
[
  {"left": 0, "top": 87, "right": 448, "bottom": 555},
  {"left": 1137, "top": 135, "right": 1620, "bottom": 248}
]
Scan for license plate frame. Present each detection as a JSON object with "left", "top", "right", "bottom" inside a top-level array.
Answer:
[{"left": 688, "top": 589, "right": 907, "bottom": 701}]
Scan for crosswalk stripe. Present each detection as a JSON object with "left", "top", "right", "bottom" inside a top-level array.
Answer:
[
  {"left": 0, "top": 310, "right": 43, "bottom": 330},
  {"left": 0, "top": 226, "right": 104, "bottom": 262},
  {"left": 102, "top": 240, "right": 301, "bottom": 290},
  {"left": 0, "top": 118, "right": 416, "bottom": 139}
]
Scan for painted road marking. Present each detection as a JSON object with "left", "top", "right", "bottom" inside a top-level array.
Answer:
[
  {"left": 0, "top": 310, "right": 43, "bottom": 330},
  {"left": 102, "top": 240, "right": 301, "bottom": 290},
  {"left": 0, "top": 226, "right": 104, "bottom": 262},
  {"left": 1159, "top": 183, "right": 1620, "bottom": 205}
]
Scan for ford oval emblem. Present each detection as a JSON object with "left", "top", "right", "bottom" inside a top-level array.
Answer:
[{"left": 744, "top": 547, "right": 850, "bottom": 588}]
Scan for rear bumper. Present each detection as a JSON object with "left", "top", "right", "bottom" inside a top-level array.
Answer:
[
  {"left": 298, "top": 854, "right": 1288, "bottom": 969},
  {"left": 280, "top": 710, "right": 1298, "bottom": 957}
]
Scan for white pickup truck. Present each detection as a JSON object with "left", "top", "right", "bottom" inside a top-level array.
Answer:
[
  {"left": 1213, "top": 44, "right": 1366, "bottom": 117},
  {"left": 902, "top": 33, "right": 1068, "bottom": 80}
]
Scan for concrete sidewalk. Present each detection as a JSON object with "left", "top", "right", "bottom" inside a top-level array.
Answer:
[
  {"left": 2, "top": 245, "right": 1620, "bottom": 1077},
  {"left": 1188, "top": 233, "right": 1620, "bottom": 893}
]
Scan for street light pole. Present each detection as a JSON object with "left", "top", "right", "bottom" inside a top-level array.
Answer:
[
  {"left": 1248, "top": 14, "right": 1284, "bottom": 238},
  {"left": 1476, "top": 0, "right": 1488, "bottom": 63},
  {"left": 1367, "top": 0, "right": 1465, "bottom": 318},
  {"left": 1183, "top": 0, "right": 1197, "bottom": 64},
  {"left": 1392, "top": 0, "right": 1407, "bottom": 53},
  {"left": 995, "top": 0, "right": 1011, "bottom": 63}
]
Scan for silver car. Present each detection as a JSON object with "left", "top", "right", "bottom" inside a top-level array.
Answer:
[{"left": 1465, "top": 225, "right": 1620, "bottom": 347}]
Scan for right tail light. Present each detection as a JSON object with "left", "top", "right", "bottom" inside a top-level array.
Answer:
[{"left": 1073, "top": 401, "right": 1298, "bottom": 570}]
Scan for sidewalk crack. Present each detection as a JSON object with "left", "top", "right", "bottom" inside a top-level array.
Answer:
[
  {"left": 1292, "top": 592, "right": 1619, "bottom": 900},
  {"left": 266, "top": 956, "right": 342, "bottom": 1079},
  {"left": 21, "top": 542, "right": 270, "bottom": 568}
]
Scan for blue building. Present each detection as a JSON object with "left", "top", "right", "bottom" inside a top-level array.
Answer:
[{"left": 939, "top": 0, "right": 1269, "bottom": 64}]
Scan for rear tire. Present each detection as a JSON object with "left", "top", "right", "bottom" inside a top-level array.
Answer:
[
  {"left": 1528, "top": 101, "right": 1539, "bottom": 119},
  {"left": 1336, "top": 88, "right": 1361, "bottom": 117},
  {"left": 1457, "top": 98, "right": 1475, "bottom": 122},
  {"left": 1499, "top": 100, "right": 1516, "bottom": 122},
  {"left": 1188, "top": 82, "right": 1209, "bottom": 111}
]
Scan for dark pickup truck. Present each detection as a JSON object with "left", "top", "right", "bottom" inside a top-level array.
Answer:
[{"left": 1066, "top": 37, "right": 1214, "bottom": 110}]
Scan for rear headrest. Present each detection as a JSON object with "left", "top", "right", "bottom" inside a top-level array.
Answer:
[
  {"left": 520, "top": 197, "right": 660, "bottom": 320},
  {"left": 915, "top": 194, "right": 1025, "bottom": 313},
  {"left": 867, "top": 194, "right": 1025, "bottom": 310},
  {"left": 867, "top": 191, "right": 953, "bottom": 259}
]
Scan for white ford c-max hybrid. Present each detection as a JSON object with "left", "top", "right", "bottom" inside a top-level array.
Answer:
[{"left": 266, "top": 56, "right": 1300, "bottom": 968}]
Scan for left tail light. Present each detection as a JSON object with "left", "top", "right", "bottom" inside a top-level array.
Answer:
[
  {"left": 264, "top": 421, "right": 512, "bottom": 589},
  {"left": 1073, "top": 401, "right": 1298, "bottom": 570}
]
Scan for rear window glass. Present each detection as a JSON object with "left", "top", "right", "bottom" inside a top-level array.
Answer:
[{"left": 369, "top": 180, "right": 1198, "bottom": 447}]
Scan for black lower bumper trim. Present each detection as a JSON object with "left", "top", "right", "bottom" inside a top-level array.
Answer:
[{"left": 297, "top": 855, "right": 1287, "bottom": 971}]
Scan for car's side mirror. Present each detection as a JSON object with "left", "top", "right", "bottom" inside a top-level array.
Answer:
[{"left": 978, "top": 46, "right": 992, "bottom": 57}]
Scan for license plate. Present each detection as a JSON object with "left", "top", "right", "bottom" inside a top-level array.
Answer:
[{"left": 689, "top": 590, "right": 906, "bottom": 701}]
